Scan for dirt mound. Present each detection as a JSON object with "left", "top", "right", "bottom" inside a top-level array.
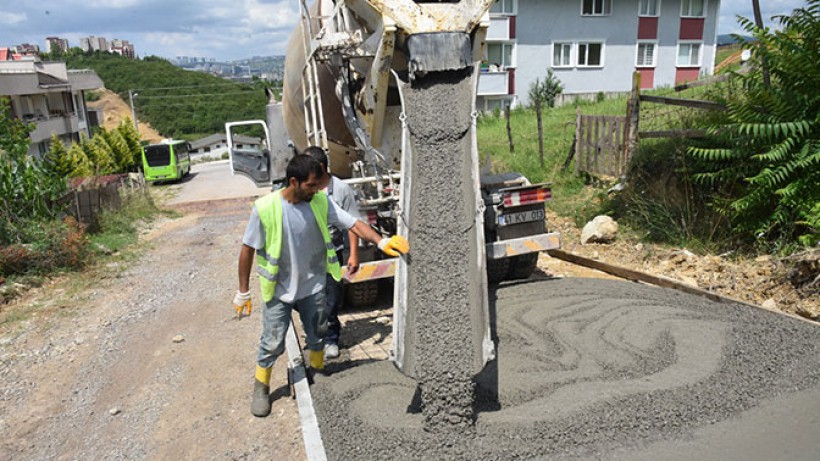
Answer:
[
  {"left": 87, "top": 89, "right": 163, "bottom": 143},
  {"left": 542, "top": 211, "right": 820, "bottom": 320}
]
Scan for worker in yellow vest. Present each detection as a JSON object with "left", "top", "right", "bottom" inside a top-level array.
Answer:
[{"left": 234, "top": 154, "right": 409, "bottom": 417}]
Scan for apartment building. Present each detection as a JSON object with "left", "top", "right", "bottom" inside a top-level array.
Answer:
[
  {"left": 0, "top": 59, "right": 103, "bottom": 158},
  {"left": 45, "top": 37, "right": 70, "bottom": 54},
  {"left": 477, "top": 0, "right": 720, "bottom": 110}
]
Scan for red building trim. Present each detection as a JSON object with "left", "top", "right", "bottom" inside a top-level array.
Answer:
[
  {"left": 637, "top": 68, "right": 655, "bottom": 89},
  {"left": 675, "top": 68, "right": 700, "bottom": 85},
  {"left": 508, "top": 68, "right": 515, "bottom": 95},
  {"left": 509, "top": 15, "right": 516, "bottom": 39},
  {"left": 637, "top": 17, "right": 658, "bottom": 40},
  {"left": 679, "top": 18, "right": 705, "bottom": 40}
]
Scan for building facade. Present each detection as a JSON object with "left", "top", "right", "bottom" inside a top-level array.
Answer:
[
  {"left": 45, "top": 37, "right": 70, "bottom": 54},
  {"left": 0, "top": 59, "right": 103, "bottom": 158},
  {"left": 477, "top": 0, "right": 720, "bottom": 110}
]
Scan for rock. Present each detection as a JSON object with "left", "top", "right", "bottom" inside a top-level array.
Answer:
[
  {"left": 635, "top": 243, "right": 644, "bottom": 252},
  {"left": 172, "top": 335, "right": 185, "bottom": 343},
  {"left": 580, "top": 216, "right": 618, "bottom": 245},
  {"left": 761, "top": 298, "right": 777, "bottom": 310},
  {"left": 796, "top": 303, "right": 820, "bottom": 320},
  {"left": 109, "top": 407, "right": 121, "bottom": 416},
  {"left": 679, "top": 276, "right": 699, "bottom": 287}
]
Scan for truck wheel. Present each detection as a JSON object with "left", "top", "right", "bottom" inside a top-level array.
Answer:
[
  {"left": 506, "top": 253, "right": 539, "bottom": 280},
  {"left": 486, "top": 257, "right": 510, "bottom": 284},
  {"left": 345, "top": 281, "right": 379, "bottom": 308}
]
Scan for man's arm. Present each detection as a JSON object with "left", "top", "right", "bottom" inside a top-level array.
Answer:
[
  {"left": 238, "top": 244, "right": 255, "bottom": 293},
  {"left": 347, "top": 231, "right": 360, "bottom": 274},
  {"left": 350, "top": 220, "right": 383, "bottom": 246}
]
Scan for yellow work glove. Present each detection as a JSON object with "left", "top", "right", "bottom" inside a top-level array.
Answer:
[
  {"left": 233, "top": 290, "right": 252, "bottom": 318},
  {"left": 377, "top": 235, "right": 410, "bottom": 257}
]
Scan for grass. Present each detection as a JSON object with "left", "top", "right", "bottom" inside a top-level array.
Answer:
[
  {"left": 1, "top": 187, "right": 174, "bottom": 327},
  {"left": 476, "top": 80, "right": 736, "bottom": 247}
]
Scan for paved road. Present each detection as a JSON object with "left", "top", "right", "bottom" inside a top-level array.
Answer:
[{"left": 167, "top": 160, "right": 269, "bottom": 205}]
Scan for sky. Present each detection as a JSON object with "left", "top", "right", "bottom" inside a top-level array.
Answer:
[{"left": 0, "top": 0, "right": 809, "bottom": 62}]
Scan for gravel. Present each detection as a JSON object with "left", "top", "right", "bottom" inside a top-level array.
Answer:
[{"left": 311, "top": 277, "right": 820, "bottom": 461}]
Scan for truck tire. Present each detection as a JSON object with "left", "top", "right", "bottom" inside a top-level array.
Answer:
[
  {"left": 505, "top": 253, "right": 539, "bottom": 280},
  {"left": 486, "top": 257, "right": 510, "bottom": 284},
  {"left": 345, "top": 281, "right": 379, "bottom": 308}
]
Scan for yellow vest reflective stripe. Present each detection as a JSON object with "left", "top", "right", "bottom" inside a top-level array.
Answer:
[{"left": 255, "top": 190, "right": 342, "bottom": 302}]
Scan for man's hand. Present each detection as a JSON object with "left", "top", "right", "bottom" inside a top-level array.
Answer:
[
  {"left": 378, "top": 235, "right": 410, "bottom": 257},
  {"left": 347, "top": 253, "right": 360, "bottom": 275},
  {"left": 233, "top": 290, "right": 252, "bottom": 319}
]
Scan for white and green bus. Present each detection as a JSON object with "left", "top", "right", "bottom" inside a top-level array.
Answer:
[{"left": 142, "top": 139, "right": 191, "bottom": 182}]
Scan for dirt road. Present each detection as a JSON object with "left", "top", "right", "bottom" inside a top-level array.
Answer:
[{"left": 0, "top": 162, "right": 303, "bottom": 460}]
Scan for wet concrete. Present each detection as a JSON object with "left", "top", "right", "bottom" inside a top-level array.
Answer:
[
  {"left": 312, "top": 278, "right": 820, "bottom": 461},
  {"left": 398, "top": 69, "right": 483, "bottom": 429}
]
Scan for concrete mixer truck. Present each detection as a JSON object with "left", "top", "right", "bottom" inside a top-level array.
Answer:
[{"left": 226, "top": 0, "right": 560, "bottom": 381}]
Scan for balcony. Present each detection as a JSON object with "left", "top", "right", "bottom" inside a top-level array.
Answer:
[
  {"left": 29, "top": 114, "right": 79, "bottom": 143},
  {"left": 487, "top": 16, "right": 511, "bottom": 41},
  {"left": 478, "top": 71, "right": 509, "bottom": 96}
]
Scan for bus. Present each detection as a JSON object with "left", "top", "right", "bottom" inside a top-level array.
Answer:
[{"left": 141, "top": 139, "right": 191, "bottom": 182}]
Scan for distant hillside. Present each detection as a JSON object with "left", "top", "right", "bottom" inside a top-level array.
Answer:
[
  {"left": 65, "top": 53, "right": 268, "bottom": 139},
  {"left": 717, "top": 34, "right": 755, "bottom": 46}
]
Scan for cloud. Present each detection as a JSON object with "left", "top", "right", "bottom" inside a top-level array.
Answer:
[{"left": 0, "top": 12, "right": 26, "bottom": 26}]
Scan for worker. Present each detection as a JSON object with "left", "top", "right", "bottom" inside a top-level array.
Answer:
[
  {"left": 304, "top": 147, "right": 359, "bottom": 360},
  {"left": 233, "top": 154, "right": 409, "bottom": 418}
]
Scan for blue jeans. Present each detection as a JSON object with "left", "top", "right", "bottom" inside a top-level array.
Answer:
[{"left": 256, "top": 291, "right": 327, "bottom": 369}]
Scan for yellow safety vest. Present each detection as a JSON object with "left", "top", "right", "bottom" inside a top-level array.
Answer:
[{"left": 255, "top": 189, "right": 342, "bottom": 302}]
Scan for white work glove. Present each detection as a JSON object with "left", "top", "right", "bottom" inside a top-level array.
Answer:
[
  {"left": 233, "top": 290, "right": 252, "bottom": 318},
  {"left": 378, "top": 235, "right": 410, "bottom": 257}
]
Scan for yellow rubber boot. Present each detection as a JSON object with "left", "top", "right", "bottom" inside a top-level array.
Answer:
[
  {"left": 308, "top": 349, "right": 325, "bottom": 371},
  {"left": 251, "top": 365, "right": 272, "bottom": 417}
]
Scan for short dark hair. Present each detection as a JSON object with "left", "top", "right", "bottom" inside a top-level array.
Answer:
[
  {"left": 286, "top": 154, "right": 324, "bottom": 184},
  {"left": 304, "top": 146, "right": 328, "bottom": 170}
]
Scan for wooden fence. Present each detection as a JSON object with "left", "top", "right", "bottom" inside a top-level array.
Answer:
[
  {"left": 574, "top": 112, "right": 629, "bottom": 177},
  {"left": 573, "top": 71, "right": 728, "bottom": 178},
  {"left": 55, "top": 173, "right": 146, "bottom": 227}
]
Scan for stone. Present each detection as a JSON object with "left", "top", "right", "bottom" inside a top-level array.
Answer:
[
  {"left": 172, "top": 335, "right": 185, "bottom": 343},
  {"left": 109, "top": 407, "right": 121, "bottom": 416},
  {"left": 580, "top": 216, "right": 618, "bottom": 245},
  {"left": 761, "top": 298, "right": 777, "bottom": 310}
]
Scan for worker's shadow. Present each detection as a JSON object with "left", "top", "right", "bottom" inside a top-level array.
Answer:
[{"left": 319, "top": 313, "right": 392, "bottom": 375}]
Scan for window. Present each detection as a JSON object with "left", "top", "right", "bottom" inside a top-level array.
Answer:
[
  {"left": 639, "top": 0, "right": 660, "bottom": 16},
  {"left": 636, "top": 42, "right": 657, "bottom": 66},
  {"left": 553, "top": 42, "right": 573, "bottom": 67},
  {"left": 677, "top": 42, "right": 701, "bottom": 66},
  {"left": 681, "top": 0, "right": 705, "bottom": 17},
  {"left": 577, "top": 42, "right": 604, "bottom": 67},
  {"left": 486, "top": 43, "right": 515, "bottom": 68},
  {"left": 582, "top": 0, "right": 611, "bottom": 16},
  {"left": 490, "top": 0, "right": 516, "bottom": 15}
]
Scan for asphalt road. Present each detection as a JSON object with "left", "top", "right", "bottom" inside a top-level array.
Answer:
[{"left": 166, "top": 159, "right": 269, "bottom": 205}]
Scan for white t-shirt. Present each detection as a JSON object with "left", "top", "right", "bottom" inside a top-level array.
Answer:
[{"left": 243, "top": 194, "right": 358, "bottom": 303}]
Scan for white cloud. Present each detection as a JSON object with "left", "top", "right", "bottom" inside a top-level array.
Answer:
[
  {"left": 85, "top": 0, "right": 142, "bottom": 8},
  {"left": 0, "top": 12, "right": 26, "bottom": 26}
]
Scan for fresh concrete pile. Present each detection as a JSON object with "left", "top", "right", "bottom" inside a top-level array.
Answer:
[
  {"left": 312, "top": 278, "right": 820, "bottom": 460},
  {"left": 395, "top": 70, "right": 482, "bottom": 429}
]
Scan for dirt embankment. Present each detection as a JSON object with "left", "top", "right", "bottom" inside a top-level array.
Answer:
[
  {"left": 540, "top": 211, "right": 820, "bottom": 321},
  {"left": 87, "top": 89, "right": 163, "bottom": 143}
]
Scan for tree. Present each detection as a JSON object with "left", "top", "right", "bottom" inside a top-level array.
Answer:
[
  {"left": 117, "top": 119, "right": 143, "bottom": 170},
  {"left": 528, "top": 69, "right": 564, "bottom": 166},
  {"left": 0, "top": 98, "right": 67, "bottom": 244},
  {"left": 689, "top": 1, "right": 820, "bottom": 250},
  {"left": 65, "top": 143, "right": 93, "bottom": 178},
  {"left": 43, "top": 134, "right": 72, "bottom": 177}
]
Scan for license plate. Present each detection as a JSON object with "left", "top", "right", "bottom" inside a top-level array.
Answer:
[{"left": 499, "top": 209, "right": 545, "bottom": 226}]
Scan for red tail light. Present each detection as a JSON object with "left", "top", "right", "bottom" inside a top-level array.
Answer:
[
  {"left": 503, "top": 187, "right": 552, "bottom": 207},
  {"left": 366, "top": 209, "right": 378, "bottom": 226}
]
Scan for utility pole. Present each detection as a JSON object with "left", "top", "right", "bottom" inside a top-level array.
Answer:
[{"left": 128, "top": 89, "right": 139, "bottom": 131}]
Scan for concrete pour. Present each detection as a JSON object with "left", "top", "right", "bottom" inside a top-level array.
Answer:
[
  {"left": 311, "top": 278, "right": 820, "bottom": 461},
  {"left": 396, "top": 70, "right": 484, "bottom": 429}
]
